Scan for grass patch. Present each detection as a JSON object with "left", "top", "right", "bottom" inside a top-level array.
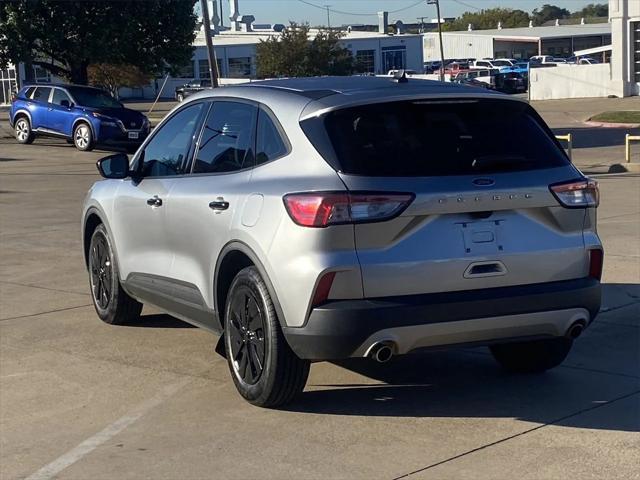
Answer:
[{"left": 589, "top": 111, "right": 640, "bottom": 124}]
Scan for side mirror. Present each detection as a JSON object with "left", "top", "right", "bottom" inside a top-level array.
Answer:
[
  {"left": 97, "top": 153, "right": 130, "bottom": 179},
  {"left": 60, "top": 99, "right": 72, "bottom": 108}
]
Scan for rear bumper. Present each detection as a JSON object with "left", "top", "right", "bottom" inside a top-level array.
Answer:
[{"left": 283, "top": 278, "right": 601, "bottom": 360}]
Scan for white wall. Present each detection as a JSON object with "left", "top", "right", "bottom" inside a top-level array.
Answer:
[
  {"left": 423, "top": 33, "right": 493, "bottom": 62},
  {"left": 529, "top": 64, "right": 615, "bottom": 100},
  {"left": 609, "top": 0, "right": 640, "bottom": 96}
]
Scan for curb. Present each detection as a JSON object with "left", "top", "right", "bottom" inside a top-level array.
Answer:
[{"left": 584, "top": 121, "right": 640, "bottom": 129}]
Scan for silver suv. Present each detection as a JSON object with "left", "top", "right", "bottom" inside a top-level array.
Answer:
[{"left": 82, "top": 77, "right": 603, "bottom": 407}]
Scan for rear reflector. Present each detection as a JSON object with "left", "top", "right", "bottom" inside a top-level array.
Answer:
[
  {"left": 550, "top": 179, "right": 599, "bottom": 208},
  {"left": 311, "top": 272, "right": 336, "bottom": 307},
  {"left": 283, "top": 192, "right": 414, "bottom": 227},
  {"left": 589, "top": 249, "right": 604, "bottom": 280}
]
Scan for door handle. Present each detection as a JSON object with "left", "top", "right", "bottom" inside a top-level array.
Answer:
[
  {"left": 146, "top": 196, "right": 163, "bottom": 207},
  {"left": 209, "top": 199, "right": 229, "bottom": 211}
]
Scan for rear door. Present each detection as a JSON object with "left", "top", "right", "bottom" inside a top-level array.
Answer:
[
  {"left": 28, "top": 86, "right": 52, "bottom": 129},
  {"left": 167, "top": 100, "right": 258, "bottom": 319},
  {"left": 319, "top": 98, "right": 588, "bottom": 298}
]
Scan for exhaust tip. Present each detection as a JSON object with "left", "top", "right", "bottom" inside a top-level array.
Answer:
[
  {"left": 369, "top": 343, "right": 394, "bottom": 363},
  {"left": 567, "top": 321, "right": 586, "bottom": 339}
]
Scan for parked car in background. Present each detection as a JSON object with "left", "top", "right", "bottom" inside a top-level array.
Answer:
[
  {"left": 83, "top": 76, "right": 602, "bottom": 407},
  {"left": 471, "top": 59, "right": 512, "bottom": 72},
  {"left": 567, "top": 56, "right": 600, "bottom": 65},
  {"left": 443, "top": 62, "right": 471, "bottom": 76},
  {"left": 175, "top": 79, "right": 212, "bottom": 102},
  {"left": 387, "top": 69, "right": 418, "bottom": 76},
  {"left": 9, "top": 84, "right": 149, "bottom": 151},
  {"left": 423, "top": 61, "right": 442, "bottom": 74},
  {"left": 452, "top": 69, "right": 498, "bottom": 88},
  {"left": 492, "top": 58, "right": 518, "bottom": 67},
  {"left": 494, "top": 72, "right": 527, "bottom": 93},
  {"left": 530, "top": 55, "right": 557, "bottom": 65}
]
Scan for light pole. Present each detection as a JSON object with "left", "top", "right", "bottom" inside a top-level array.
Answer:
[
  {"left": 200, "top": 0, "right": 219, "bottom": 88},
  {"left": 325, "top": 5, "right": 331, "bottom": 29},
  {"left": 427, "top": 0, "right": 446, "bottom": 82}
]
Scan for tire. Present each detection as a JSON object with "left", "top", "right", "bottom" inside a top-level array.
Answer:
[
  {"left": 224, "top": 266, "right": 309, "bottom": 407},
  {"left": 88, "top": 224, "right": 142, "bottom": 325},
  {"left": 73, "top": 122, "right": 94, "bottom": 151},
  {"left": 14, "top": 116, "right": 35, "bottom": 144},
  {"left": 490, "top": 337, "right": 573, "bottom": 373},
  {"left": 177, "top": 93, "right": 184, "bottom": 102}
]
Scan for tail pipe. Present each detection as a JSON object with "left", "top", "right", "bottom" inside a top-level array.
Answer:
[
  {"left": 566, "top": 320, "right": 587, "bottom": 340},
  {"left": 369, "top": 342, "right": 395, "bottom": 363}
]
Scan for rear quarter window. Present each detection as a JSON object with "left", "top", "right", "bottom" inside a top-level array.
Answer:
[{"left": 307, "top": 99, "right": 568, "bottom": 177}]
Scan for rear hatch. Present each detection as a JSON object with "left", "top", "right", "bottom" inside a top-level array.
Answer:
[{"left": 303, "top": 97, "right": 591, "bottom": 298}]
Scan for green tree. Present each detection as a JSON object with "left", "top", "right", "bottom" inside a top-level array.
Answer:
[
  {"left": 0, "top": 0, "right": 197, "bottom": 85},
  {"left": 88, "top": 64, "right": 153, "bottom": 99},
  {"left": 256, "top": 23, "right": 353, "bottom": 78},
  {"left": 442, "top": 8, "right": 530, "bottom": 31},
  {"left": 570, "top": 3, "right": 608, "bottom": 18},
  {"left": 532, "top": 4, "right": 570, "bottom": 25}
]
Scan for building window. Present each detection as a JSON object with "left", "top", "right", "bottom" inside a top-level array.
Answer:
[
  {"left": 228, "top": 57, "right": 252, "bottom": 78},
  {"left": 0, "top": 66, "right": 17, "bottom": 105},
  {"left": 177, "top": 61, "right": 195, "bottom": 78},
  {"left": 198, "top": 58, "right": 224, "bottom": 79},
  {"left": 33, "top": 65, "right": 51, "bottom": 83},
  {"left": 633, "top": 22, "right": 640, "bottom": 83},
  {"left": 381, "top": 46, "right": 406, "bottom": 73},
  {"left": 355, "top": 50, "right": 375, "bottom": 73}
]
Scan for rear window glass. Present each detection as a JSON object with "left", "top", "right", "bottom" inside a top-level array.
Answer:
[{"left": 319, "top": 99, "right": 568, "bottom": 176}]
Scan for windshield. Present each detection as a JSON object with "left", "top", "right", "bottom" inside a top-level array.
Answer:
[
  {"left": 308, "top": 99, "right": 568, "bottom": 177},
  {"left": 65, "top": 87, "right": 123, "bottom": 109},
  {"left": 492, "top": 60, "right": 512, "bottom": 66}
]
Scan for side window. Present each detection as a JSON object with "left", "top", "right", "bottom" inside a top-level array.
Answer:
[
  {"left": 32, "top": 87, "right": 52, "bottom": 103},
  {"left": 256, "top": 109, "right": 288, "bottom": 166},
  {"left": 23, "top": 87, "right": 36, "bottom": 99},
  {"left": 140, "top": 102, "right": 205, "bottom": 178},
  {"left": 192, "top": 101, "right": 257, "bottom": 174},
  {"left": 51, "top": 89, "right": 72, "bottom": 106}
]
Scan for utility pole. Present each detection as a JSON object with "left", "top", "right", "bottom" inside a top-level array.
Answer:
[
  {"left": 427, "top": 0, "right": 446, "bottom": 82},
  {"left": 417, "top": 16, "right": 427, "bottom": 33},
  {"left": 200, "top": 0, "right": 219, "bottom": 88},
  {"left": 325, "top": 5, "right": 331, "bottom": 29}
]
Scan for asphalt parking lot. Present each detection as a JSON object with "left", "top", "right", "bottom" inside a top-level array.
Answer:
[{"left": 1, "top": 126, "right": 639, "bottom": 479}]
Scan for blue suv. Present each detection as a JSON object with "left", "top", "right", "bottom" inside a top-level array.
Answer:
[{"left": 9, "top": 84, "right": 150, "bottom": 151}]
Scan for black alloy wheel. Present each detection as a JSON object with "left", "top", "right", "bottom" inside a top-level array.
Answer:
[{"left": 227, "top": 286, "right": 266, "bottom": 385}]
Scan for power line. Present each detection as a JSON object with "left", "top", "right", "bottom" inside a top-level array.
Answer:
[
  {"left": 296, "top": 0, "right": 426, "bottom": 17},
  {"left": 449, "top": 0, "right": 481, "bottom": 12}
]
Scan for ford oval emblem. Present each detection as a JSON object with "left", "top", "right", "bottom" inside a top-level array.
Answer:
[{"left": 472, "top": 178, "right": 495, "bottom": 187}]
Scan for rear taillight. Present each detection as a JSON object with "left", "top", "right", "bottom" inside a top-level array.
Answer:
[
  {"left": 550, "top": 179, "right": 599, "bottom": 208},
  {"left": 283, "top": 192, "right": 414, "bottom": 228},
  {"left": 589, "top": 248, "right": 604, "bottom": 280}
]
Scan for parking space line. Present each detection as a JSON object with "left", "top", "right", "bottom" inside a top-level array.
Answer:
[
  {"left": 0, "top": 280, "right": 90, "bottom": 297},
  {"left": 391, "top": 389, "right": 640, "bottom": 480},
  {"left": 0, "top": 304, "right": 92, "bottom": 322},
  {"left": 25, "top": 377, "right": 192, "bottom": 480}
]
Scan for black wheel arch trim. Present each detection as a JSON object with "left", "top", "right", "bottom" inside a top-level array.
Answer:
[
  {"left": 82, "top": 207, "right": 120, "bottom": 274},
  {"left": 214, "top": 240, "right": 288, "bottom": 330},
  {"left": 72, "top": 117, "right": 96, "bottom": 139},
  {"left": 11, "top": 109, "right": 32, "bottom": 129}
]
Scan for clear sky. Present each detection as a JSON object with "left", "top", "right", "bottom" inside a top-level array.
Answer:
[{"left": 213, "top": 0, "right": 606, "bottom": 26}]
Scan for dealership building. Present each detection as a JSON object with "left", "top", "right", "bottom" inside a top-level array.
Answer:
[{"left": 423, "top": 23, "right": 612, "bottom": 61}]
